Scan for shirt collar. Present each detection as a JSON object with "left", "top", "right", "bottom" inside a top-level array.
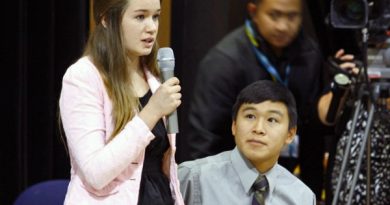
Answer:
[
  {"left": 230, "top": 147, "right": 259, "bottom": 194},
  {"left": 231, "top": 147, "right": 280, "bottom": 196},
  {"left": 263, "top": 163, "right": 279, "bottom": 197}
]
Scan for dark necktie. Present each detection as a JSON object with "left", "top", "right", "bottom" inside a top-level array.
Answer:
[{"left": 252, "top": 175, "right": 268, "bottom": 205}]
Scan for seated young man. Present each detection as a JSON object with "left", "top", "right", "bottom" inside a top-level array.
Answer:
[{"left": 178, "top": 80, "right": 315, "bottom": 205}]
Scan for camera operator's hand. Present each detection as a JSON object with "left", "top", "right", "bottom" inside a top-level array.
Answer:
[
  {"left": 318, "top": 49, "right": 359, "bottom": 126},
  {"left": 334, "top": 49, "right": 359, "bottom": 75}
]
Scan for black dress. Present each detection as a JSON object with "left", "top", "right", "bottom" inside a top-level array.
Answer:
[{"left": 137, "top": 90, "right": 174, "bottom": 205}]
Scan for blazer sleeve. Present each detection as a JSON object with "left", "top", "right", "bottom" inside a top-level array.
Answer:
[{"left": 59, "top": 60, "right": 154, "bottom": 190}]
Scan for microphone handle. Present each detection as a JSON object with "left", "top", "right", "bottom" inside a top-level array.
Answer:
[
  {"left": 161, "top": 69, "right": 179, "bottom": 134},
  {"left": 167, "top": 110, "right": 179, "bottom": 134}
]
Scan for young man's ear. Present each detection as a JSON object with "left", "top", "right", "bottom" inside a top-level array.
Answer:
[
  {"left": 285, "top": 127, "right": 297, "bottom": 144},
  {"left": 101, "top": 16, "right": 108, "bottom": 28},
  {"left": 231, "top": 120, "right": 237, "bottom": 136},
  {"left": 247, "top": 2, "right": 257, "bottom": 18}
]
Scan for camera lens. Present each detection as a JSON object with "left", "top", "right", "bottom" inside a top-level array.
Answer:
[
  {"left": 337, "top": 0, "right": 366, "bottom": 22},
  {"left": 331, "top": 0, "right": 368, "bottom": 28}
]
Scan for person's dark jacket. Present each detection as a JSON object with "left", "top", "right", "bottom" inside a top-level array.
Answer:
[{"left": 185, "top": 25, "right": 327, "bottom": 161}]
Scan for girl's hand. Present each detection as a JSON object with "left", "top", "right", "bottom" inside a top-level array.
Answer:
[
  {"left": 139, "top": 77, "right": 181, "bottom": 129},
  {"left": 148, "top": 77, "right": 182, "bottom": 117}
]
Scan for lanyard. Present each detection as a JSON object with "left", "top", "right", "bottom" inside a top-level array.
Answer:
[{"left": 245, "top": 20, "right": 291, "bottom": 86}]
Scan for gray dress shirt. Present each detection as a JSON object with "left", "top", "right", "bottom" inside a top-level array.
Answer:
[{"left": 178, "top": 147, "right": 316, "bottom": 205}]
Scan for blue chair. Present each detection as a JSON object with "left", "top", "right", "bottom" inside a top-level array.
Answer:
[{"left": 14, "top": 179, "right": 70, "bottom": 205}]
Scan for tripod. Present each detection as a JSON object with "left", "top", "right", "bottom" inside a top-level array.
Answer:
[
  {"left": 331, "top": 81, "right": 390, "bottom": 205},
  {"left": 331, "top": 28, "right": 390, "bottom": 205}
]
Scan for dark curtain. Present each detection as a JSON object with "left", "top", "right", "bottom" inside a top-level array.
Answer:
[
  {"left": 172, "top": 0, "right": 250, "bottom": 163},
  {"left": 1, "top": 0, "right": 89, "bottom": 204}
]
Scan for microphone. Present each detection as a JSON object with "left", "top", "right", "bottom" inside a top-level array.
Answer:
[{"left": 157, "top": 47, "right": 179, "bottom": 134}]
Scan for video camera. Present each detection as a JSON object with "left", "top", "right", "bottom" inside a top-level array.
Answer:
[
  {"left": 330, "top": 0, "right": 390, "bottom": 30},
  {"left": 325, "top": 0, "right": 390, "bottom": 125},
  {"left": 330, "top": 0, "right": 390, "bottom": 80},
  {"left": 329, "top": 3, "right": 390, "bottom": 205}
]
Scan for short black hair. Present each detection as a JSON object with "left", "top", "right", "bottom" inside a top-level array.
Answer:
[
  {"left": 250, "top": 0, "right": 261, "bottom": 5},
  {"left": 232, "top": 80, "right": 297, "bottom": 129}
]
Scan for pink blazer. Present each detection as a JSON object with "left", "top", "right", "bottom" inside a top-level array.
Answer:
[{"left": 59, "top": 57, "right": 184, "bottom": 205}]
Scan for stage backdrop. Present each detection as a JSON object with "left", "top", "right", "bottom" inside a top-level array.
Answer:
[{"left": 1, "top": 0, "right": 88, "bottom": 204}]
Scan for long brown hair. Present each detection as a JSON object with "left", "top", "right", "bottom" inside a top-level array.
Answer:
[{"left": 84, "top": 0, "right": 160, "bottom": 140}]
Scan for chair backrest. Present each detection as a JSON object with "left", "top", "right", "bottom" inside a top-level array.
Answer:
[{"left": 13, "top": 179, "right": 69, "bottom": 205}]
